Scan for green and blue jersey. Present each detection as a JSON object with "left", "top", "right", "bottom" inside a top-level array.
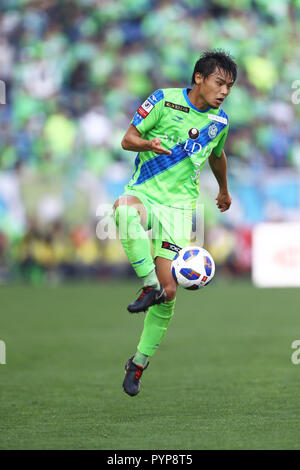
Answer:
[{"left": 125, "top": 87, "right": 229, "bottom": 209}]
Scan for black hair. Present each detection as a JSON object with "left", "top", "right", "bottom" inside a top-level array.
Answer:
[{"left": 191, "top": 49, "right": 237, "bottom": 85}]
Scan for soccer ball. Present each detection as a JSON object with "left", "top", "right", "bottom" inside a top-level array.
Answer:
[{"left": 171, "top": 246, "right": 215, "bottom": 290}]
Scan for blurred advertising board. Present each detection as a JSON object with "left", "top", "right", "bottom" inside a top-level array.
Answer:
[{"left": 252, "top": 223, "right": 300, "bottom": 287}]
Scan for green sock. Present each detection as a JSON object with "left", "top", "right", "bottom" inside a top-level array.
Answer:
[
  {"left": 114, "top": 205, "right": 155, "bottom": 278},
  {"left": 137, "top": 298, "right": 176, "bottom": 357},
  {"left": 142, "top": 269, "right": 160, "bottom": 290},
  {"left": 133, "top": 350, "right": 149, "bottom": 368}
]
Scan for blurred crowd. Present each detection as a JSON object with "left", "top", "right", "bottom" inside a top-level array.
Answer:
[{"left": 0, "top": 0, "right": 300, "bottom": 283}]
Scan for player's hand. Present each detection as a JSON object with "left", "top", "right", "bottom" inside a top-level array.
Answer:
[
  {"left": 216, "top": 190, "right": 232, "bottom": 212},
  {"left": 150, "top": 137, "right": 172, "bottom": 155}
]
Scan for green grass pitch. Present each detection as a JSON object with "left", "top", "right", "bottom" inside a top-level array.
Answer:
[{"left": 1, "top": 280, "right": 300, "bottom": 450}]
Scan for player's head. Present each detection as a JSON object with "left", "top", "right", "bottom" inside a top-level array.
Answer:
[{"left": 191, "top": 50, "right": 237, "bottom": 109}]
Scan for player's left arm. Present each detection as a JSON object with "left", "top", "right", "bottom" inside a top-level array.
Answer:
[{"left": 208, "top": 149, "right": 232, "bottom": 212}]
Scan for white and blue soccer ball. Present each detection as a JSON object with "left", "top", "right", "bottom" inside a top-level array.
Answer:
[{"left": 171, "top": 246, "right": 215, "bottom": 290}]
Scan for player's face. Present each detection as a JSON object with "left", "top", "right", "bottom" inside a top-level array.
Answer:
[{"left": 195, "top": 68, "right": 234, "bottom": 109}]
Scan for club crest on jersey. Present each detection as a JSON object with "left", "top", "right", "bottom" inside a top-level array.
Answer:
[{"left": 208, "top": 123, "right": 218, "bottom": 139}]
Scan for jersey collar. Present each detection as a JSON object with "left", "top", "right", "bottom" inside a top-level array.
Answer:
[{"left": 183, "top": 88, "right": 211, "bottom": 113}]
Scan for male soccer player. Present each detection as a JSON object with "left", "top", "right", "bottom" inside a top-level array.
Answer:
[{"left": 113, "top": 50, "right": 237, "bottom": 396}]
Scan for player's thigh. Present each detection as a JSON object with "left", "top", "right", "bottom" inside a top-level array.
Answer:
[
  {"left": 155, "top": 256, "right": 177, "bottom": 301},
  {"left": 152, "top": 204, "right": 193, "bottom": 262},
  {"left": 113, "top": 195, "right": 148, "bottom": 227}
]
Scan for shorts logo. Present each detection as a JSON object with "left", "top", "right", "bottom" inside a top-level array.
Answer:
[
  {"left": 161, "top": 241, "right": 182, "bottom": 253},
  {"left": 138, "top": 99, "right": 154, "bottom": 118},
  {"left": 208, "top": 123, "right": 218, "bottom": 139},
  {"left": 165, "top": 102, "right": 190, "bottom": 113}
]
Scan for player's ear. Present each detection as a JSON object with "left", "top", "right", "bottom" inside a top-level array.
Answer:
[{"left": 194, "top": 72, "right": 203, "bottom": 85}]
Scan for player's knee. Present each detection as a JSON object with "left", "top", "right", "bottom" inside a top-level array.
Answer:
[
  {"left": 163, "top": 284, "right": 177, "bottom": 301},
  {"left": 113, "top": 203, "right": 138, "bottom": 227},
  {"left": 113, "top": 198, "right": 120, "bottom": 213}
]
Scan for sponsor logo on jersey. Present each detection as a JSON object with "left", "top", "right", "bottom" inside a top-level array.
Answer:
[
  {"left": 165, "top": 101, "right": 190, "bottom": 113},
  {"left": 208, "top": 123, "right": 218, "bottom": 139},
  {"left": 184, "top": 141, "right": 202, "bottom": 155},
  {"left": 162, "top": 133, "right": 183, "bottom": 146},
  {"left": 172, "top": 115, "right": 184, "bottom": 122},
  {"left": 188, "top": 128, "right": 199, "bottom": 139},
  {"left": 137, "top": 99, "right": 154, "bottom": 118},
  {"left": 161, "top": 241, "right": 182, "bottom": 253},
  {"left": 207, "top": 113, "right": 228, "bottom": 125}
]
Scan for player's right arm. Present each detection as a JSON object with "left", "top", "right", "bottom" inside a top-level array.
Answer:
[
  {"left": 121, "top": 124, "right": 171, "bottom": 155},
  {"left": 121, "top": 89, "right": 171, "bottom": 156}
]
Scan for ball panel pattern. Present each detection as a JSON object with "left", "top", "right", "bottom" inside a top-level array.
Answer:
[
  {"left": 171, "top": 266, "right": 178, "bottom": 283},
  {"left": 180, "top": 268, "right": 201, "bottom": 280},
  {"left": 183, "top": 249, "right": 200, "bottom": 261},
  {"left": 204, "top": 256, "right": 212, "bottom": 276}
]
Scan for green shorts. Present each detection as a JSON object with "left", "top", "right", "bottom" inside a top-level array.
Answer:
[{"left": 123, "top": 189, "right": 193, "bottom": 261}]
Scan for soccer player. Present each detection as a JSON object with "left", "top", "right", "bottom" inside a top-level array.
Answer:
[{"left": 113, "top": 50, "right": 237, "bottom": 396}]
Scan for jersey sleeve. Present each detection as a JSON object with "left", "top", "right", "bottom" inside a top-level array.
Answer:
[
  {"left": 131, "top": 89, "right": 165, "bottom": 135},
  {"left": 213, "top": 125, "right": 229, "bottom": 157}
]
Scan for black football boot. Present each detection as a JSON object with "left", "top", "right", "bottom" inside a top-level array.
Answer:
[
  {"left": 127, "top": 285, "right": 166, "bottom": 313},
  {"left": 122, "top": 356, "right": 149, "bottom": 396}
]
